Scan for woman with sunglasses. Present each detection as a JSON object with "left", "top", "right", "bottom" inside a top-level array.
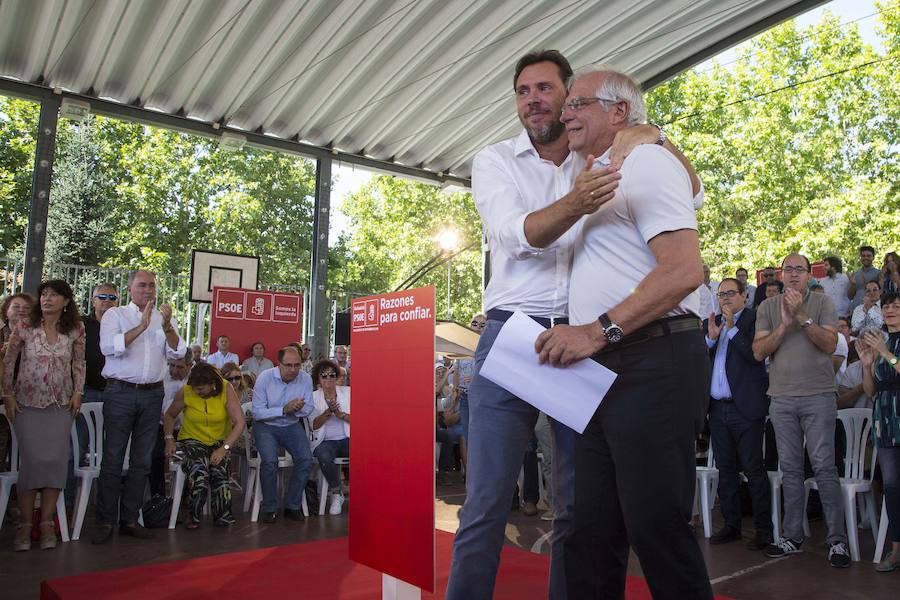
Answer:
[
  {"left": 163, "top": 362, "right": 245, "bottom": 528},
  {"left": 309, "top": 359, "right": 350, "bottom": 515},
  {"left": 222, "top": 362, "right": 253, "bottom": 404},
  {"left": 857, "top": 291, "right": 900, "bottom": 572}
]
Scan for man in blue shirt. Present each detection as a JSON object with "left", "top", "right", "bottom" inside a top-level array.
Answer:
[
  {"left": 704, "top": 277, "right": 771, "bottom": 550},
  {"left": 252, "top": 346, "right": 314, "bottom": 523}
]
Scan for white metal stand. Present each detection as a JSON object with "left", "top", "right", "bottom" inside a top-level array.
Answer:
[{"left": 382, "top": 574, "right": 421, "bottom": 600}]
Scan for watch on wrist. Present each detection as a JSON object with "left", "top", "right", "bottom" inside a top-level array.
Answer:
[
  {"left": 222, "top": 443, "right": 231, "bottom": 451},
  {"left": 598, "top": 313, "right": 624, "bottom": 344},
  {"left": 651, "top": 123, "right": 667, "bottom": 146},
  {"left": 801, "top": 318, "right": 814, "bottom": 329},
  {"left": 889, "top": 355, "right": 899, "bottom": 367}
]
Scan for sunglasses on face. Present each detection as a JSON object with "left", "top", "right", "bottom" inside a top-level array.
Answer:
[
  {"left": 320, "top": 372, "right": 338, "bottom": 379},
  {"left": 471, "top": 320, "right": 486, "bottom": 328},
  {"left": 226, "top": 375, "right": 242, "bottom": 382},
  {"left": 95, "top": 294, "right": 118, "bottom": 301}
]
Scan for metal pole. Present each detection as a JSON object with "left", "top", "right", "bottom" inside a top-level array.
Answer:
[
  {"left": 446, "top": 259, "right": 451, "bottom": 319},
  {"left": 309, "top": 157, "right": 332, "bottom": 361},
  {"left": 22, "top": 96, "right": 61, "bottom": 294}
]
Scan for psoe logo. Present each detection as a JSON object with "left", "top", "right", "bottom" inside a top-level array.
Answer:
[
  {"left": 215, "top": 290, "right": 246, "bottom": 320},
  {"left": 352, "top": 300, "right": 378, "bottom": 331}
]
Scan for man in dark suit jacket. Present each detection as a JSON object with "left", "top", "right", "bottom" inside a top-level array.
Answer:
[
  {"left": 703, "top": 277, "right": 772, "bottom": 550},
  {"left": 752, "top": 267, "right": 783, "bottom": 307}
]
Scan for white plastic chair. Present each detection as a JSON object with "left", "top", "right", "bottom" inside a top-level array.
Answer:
[
  {"left": 802, "top": 408, "right": 879, "bottom": 561},
  {"left": 695, "top": 444, "right": 719, "bottom": 538},
  {"left": 240, "top": 403, "right": 259, "bottom": 513},
  {"left": 319, "top": 457, "right": 350, "bottom": 515},
  {"left": 69, "top": 402, "right": 103, "bottom": 540},
  {"left": 250, "top": 453, "right": 308, "bottom": 521},
  {"left": 0, "top": 406, "right": 70, "bottom": 542},
  {"left": 167, "top": 458, "right": 213, "bottom": 528},
  {"left": 873, "top": 497, "right": 889, "bottom": 563}
]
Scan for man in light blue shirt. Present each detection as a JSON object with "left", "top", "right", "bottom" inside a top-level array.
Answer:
[{"left": 252, "top": 345, "right": 314, "bottom": 523}]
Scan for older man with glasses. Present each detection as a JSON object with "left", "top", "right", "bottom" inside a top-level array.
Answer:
[{"left": 251, "top": 345, "right": 314, "bottom": 523}]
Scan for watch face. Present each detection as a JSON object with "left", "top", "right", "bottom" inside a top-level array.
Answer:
[{"left": 605, "top": 326, "right": 624, "bottom": 343}]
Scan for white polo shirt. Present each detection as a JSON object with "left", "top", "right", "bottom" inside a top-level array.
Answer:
[
  {"left": 569, "top": 145, "right": 700, "bottom": 326},
  {"left": 473, "top": 130, "right": 583, "bottom": 318}
]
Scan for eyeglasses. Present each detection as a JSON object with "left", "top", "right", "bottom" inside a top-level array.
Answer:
[
  {"left": 563, "top": 96, "right": 618, "bottom": 112},
  {"left": 320, "top": 372, "right": 338, "bottom": 379},
  {"left": 470, "top": 320, "right": 486, "bottom": 328},
  {"left": 782, "top": 266, "right": 808, "bottom": 274},
  {"left": 717, "top": 290, "right": 741, "bottom": 299},
  {"left": 226, "top": 375, "right": 242, "bottom": 382},
  {"left": 95, "top": 294, "right": 118, "bottom": 301}
]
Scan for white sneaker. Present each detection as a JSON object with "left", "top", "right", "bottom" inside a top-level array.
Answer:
[{"left": 329, "top": 493, "right": 344, "bottom": 515}]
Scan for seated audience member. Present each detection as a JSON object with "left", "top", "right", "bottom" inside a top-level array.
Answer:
[
  {"left": 149, "top": 350, "right": 191, "bottom": 496},
  {"left": 300, "top": 343, "right": 314, "bottom": 374},
  {"left": 190, "top": 344, "right": 204, "bottom": 365},
  {"left": 851, "top": 280, "right": 883, "bottom": 334},
  {"left": 832, "top": 318, "right": 850, "bottom": 383},
  {"left": 241, "top": 342, "right": 273, "bottom": 376},
  {"left": 821, "top": 256, "right": 851, "bottom": 317},
  {"left": 753, "top": 267, "right": 783, "bottom": 307},
  {"left": 0, "top": 293, "right": 34, "bottom": 480},
  {"left": 2, "top": 281, "right": 84, "bottom": 551},
  {"left": 222, "top": 363, "right": 254, "bottom": 404},
  {"left": 332, "top": 345, "right": 351, "bottom": 384},
  {"left": 310, "top": 359, "right": 350, "bottom": 515},
  {"left": 206, "top": 335, "right": 239, "bottom": 369},
  {"left": 836, "top": 359, "right": 872, "bottom": 410},
  {"left": 164, "top": 362, "right": 245, "bottom": 528},
  {"left": 810, "top": 283, "right": 825, "bottom": 294},
  {"left": 883, "top": 252, "right": 900, "bottom": 295},
  {"left": 736, "top": 268, "right": 756, "bottom": 309},
  {"left": 251, "top": 346, "right": 313, "bottom": 523},
  {"left": 704, "top": 277, "right": 772, "bottom": 550},
  {"left": 857, "top": 291, "right": 900, "bottom": 572},
  {"left": 337, "top": 366, "right": 349, "bottom": 387}
]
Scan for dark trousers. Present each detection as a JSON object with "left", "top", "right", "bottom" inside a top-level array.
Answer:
[
  {"left": 522, "top": 437, "right": 540, "bottom": 505},
  {"left": 708, "top": 400, "right": 771, "bottom": 532},
  {"left": 879, "top": 445, "right": 900, "bottom": 543},
  {"left": 565, "top": 329, "right": 713, "bottom": 600},
  {"left": 94, "top": 381, "right": 163, "bottom": 525},
  {"left": 149, "top": 425, "right": 167, "bottom": 497}
]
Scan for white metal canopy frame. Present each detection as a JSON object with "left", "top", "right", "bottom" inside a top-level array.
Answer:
[{"left": 0, "top": 0, "right": 825, "bottom": 182}]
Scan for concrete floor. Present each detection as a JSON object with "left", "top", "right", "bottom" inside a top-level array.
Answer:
[{"left": 1, "top": 475, "right": 897, "bottom": 599}]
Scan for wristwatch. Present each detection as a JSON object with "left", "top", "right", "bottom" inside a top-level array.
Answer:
[
  {"left": 598, "top": 313, "right": 624, "bottom": 343},
  {"left": 222, "top": 443, "right": 231, "bottom": 451},
  {"left": 889, "top": 355, "right": 899, "bottom": 367},
  {"left": 801, "top": 318, "right": 813, "bottom": 329},
  {"left": 651, "top": 123, "right": 667, "bottom": 146}
]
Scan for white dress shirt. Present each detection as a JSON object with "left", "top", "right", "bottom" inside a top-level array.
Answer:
[
  {"left": 569, "top": 145, "right": 700, "bottom": 325},
  {"left": 851, "top": 301, "right": 883, "bottom": 332},
  {"left": 473, "top": 130, "right": 583, "bottom": 318},
  {"left": 100, "top": 302, "right": 186, "bottom": 384},
  {"left": 206, "top": 351, "right": 239, "bottom": 369},
  {"left": 162, "top": 373, "right": 187, "bottom": 425},
  {"left": 820, "top": 272, "right": 851, "bottom": 316}
]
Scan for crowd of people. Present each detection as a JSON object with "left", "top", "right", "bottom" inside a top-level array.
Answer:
[{"left": 0, "top": 270, "right": 353, "bottom": 551}]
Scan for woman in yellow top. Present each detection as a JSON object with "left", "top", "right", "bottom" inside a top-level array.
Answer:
[{"left": 163, "top": 362, "right": 245, "bottom": 529}]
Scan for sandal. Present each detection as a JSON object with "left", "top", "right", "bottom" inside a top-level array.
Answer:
[
  {"left": 39, "top": 521, "right": 57, "bottom": 550},
  {"left": 13, "top": 523, "right": 31, "bottom": 552},
  {"left": 185, "top": 519, "right": 200, "bottom": 530}
]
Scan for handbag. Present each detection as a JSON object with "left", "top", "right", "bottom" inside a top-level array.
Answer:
[{"left": 141, "top": 494, "right": 174, "bottom": 528}]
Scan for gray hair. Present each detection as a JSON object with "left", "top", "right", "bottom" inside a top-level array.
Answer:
[
  {"left": 92, "top": 282, "right": 118, "bottom": 296},
  {"left": 127, "top": 269, "right": 156, "bottom": 287},
  {"left": 572, "top": 65, "right": 646, "bottom": 126}
]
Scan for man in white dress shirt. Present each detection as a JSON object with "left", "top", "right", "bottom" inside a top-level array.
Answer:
[
  {"left": 206, "top": 334, "right": 239, "bottom": 369},
  {"left": 92, "top": 269, "right": 186, "bottom": 544}
]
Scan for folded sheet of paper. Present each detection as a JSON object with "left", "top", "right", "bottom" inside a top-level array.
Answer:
[{"left": 480, "top": 311, "right": 617, "bottom": 434}]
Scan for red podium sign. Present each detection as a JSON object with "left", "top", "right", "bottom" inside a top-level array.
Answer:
[
  {"left": 208, "top": 286, "right": 303, "bottom": 365},
  {"left": 349, "top": 287, "right": 436, "bottom": 592}
]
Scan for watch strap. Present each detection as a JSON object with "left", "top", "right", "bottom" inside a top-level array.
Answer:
[{"left": 598, "top": 313, "right": 613, "bottom": 329}]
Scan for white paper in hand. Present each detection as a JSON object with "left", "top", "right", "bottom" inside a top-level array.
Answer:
[{"left": 480, "top": 311, "right": 617, "bottom": 433}]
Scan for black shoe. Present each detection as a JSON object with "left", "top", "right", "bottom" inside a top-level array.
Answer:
[
  {"left": 284, "top": 509, "right": 305, "bottom": 522},
  {"left": 119, "top": 523, "right": 153, "bottom": 539},
  {"left": 746, "top": 530, "right": 773, "bottom": 551},
  {"left": 710, "top": 526, "right": 742, "bottom": 545},
  {"left": 90, "top": 524, "right": 114, "bottom": 545},
  {"left": 262, "top": 511, "right": 277, "bottom": 524},
  {"left": 828, "top": 542, "right": 851, "bottom": 568}
]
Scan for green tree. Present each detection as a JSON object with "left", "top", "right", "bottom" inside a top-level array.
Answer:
[{"left": 0, "top": 96, "right": 38, "bottom": 255}]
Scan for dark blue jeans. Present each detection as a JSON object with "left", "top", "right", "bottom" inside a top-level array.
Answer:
[
  {"left": 253, "top": 421, "right": 312, "bottom": 512},
  {"left": 313, "top": 437, "right": 350, "bottom": 488},
  {"left": 95, "top": 382, "right": 162, "bottom": 525},
  {"left": 708, "top": 400, "right": 771, "bottom": 532}
]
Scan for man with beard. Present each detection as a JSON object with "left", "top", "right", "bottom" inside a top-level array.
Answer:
[{"left": 447, "top": 51, "right": 700, "bottom": 600}]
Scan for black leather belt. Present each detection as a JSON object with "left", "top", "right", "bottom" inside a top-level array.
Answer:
[
  {"left": 486, "top": 308, "right": 568, "bottom": 329},
  {"left": 714, "top": 397, "right": 735, "bottom": 403},
  {"left": 596, "top": 314, "right": 702, "bottom": 354},
  {"left": 108, "top": 378, "right": 163, "bottom": 390}
]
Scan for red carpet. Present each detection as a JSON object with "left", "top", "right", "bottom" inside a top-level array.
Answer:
[{"left": 42, "top": 531, "right": 730, "bottom": 599}]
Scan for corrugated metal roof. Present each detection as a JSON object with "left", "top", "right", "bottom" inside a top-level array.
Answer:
[{"left": 0, "top": 0, "right": 823, "bottom": 181}]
